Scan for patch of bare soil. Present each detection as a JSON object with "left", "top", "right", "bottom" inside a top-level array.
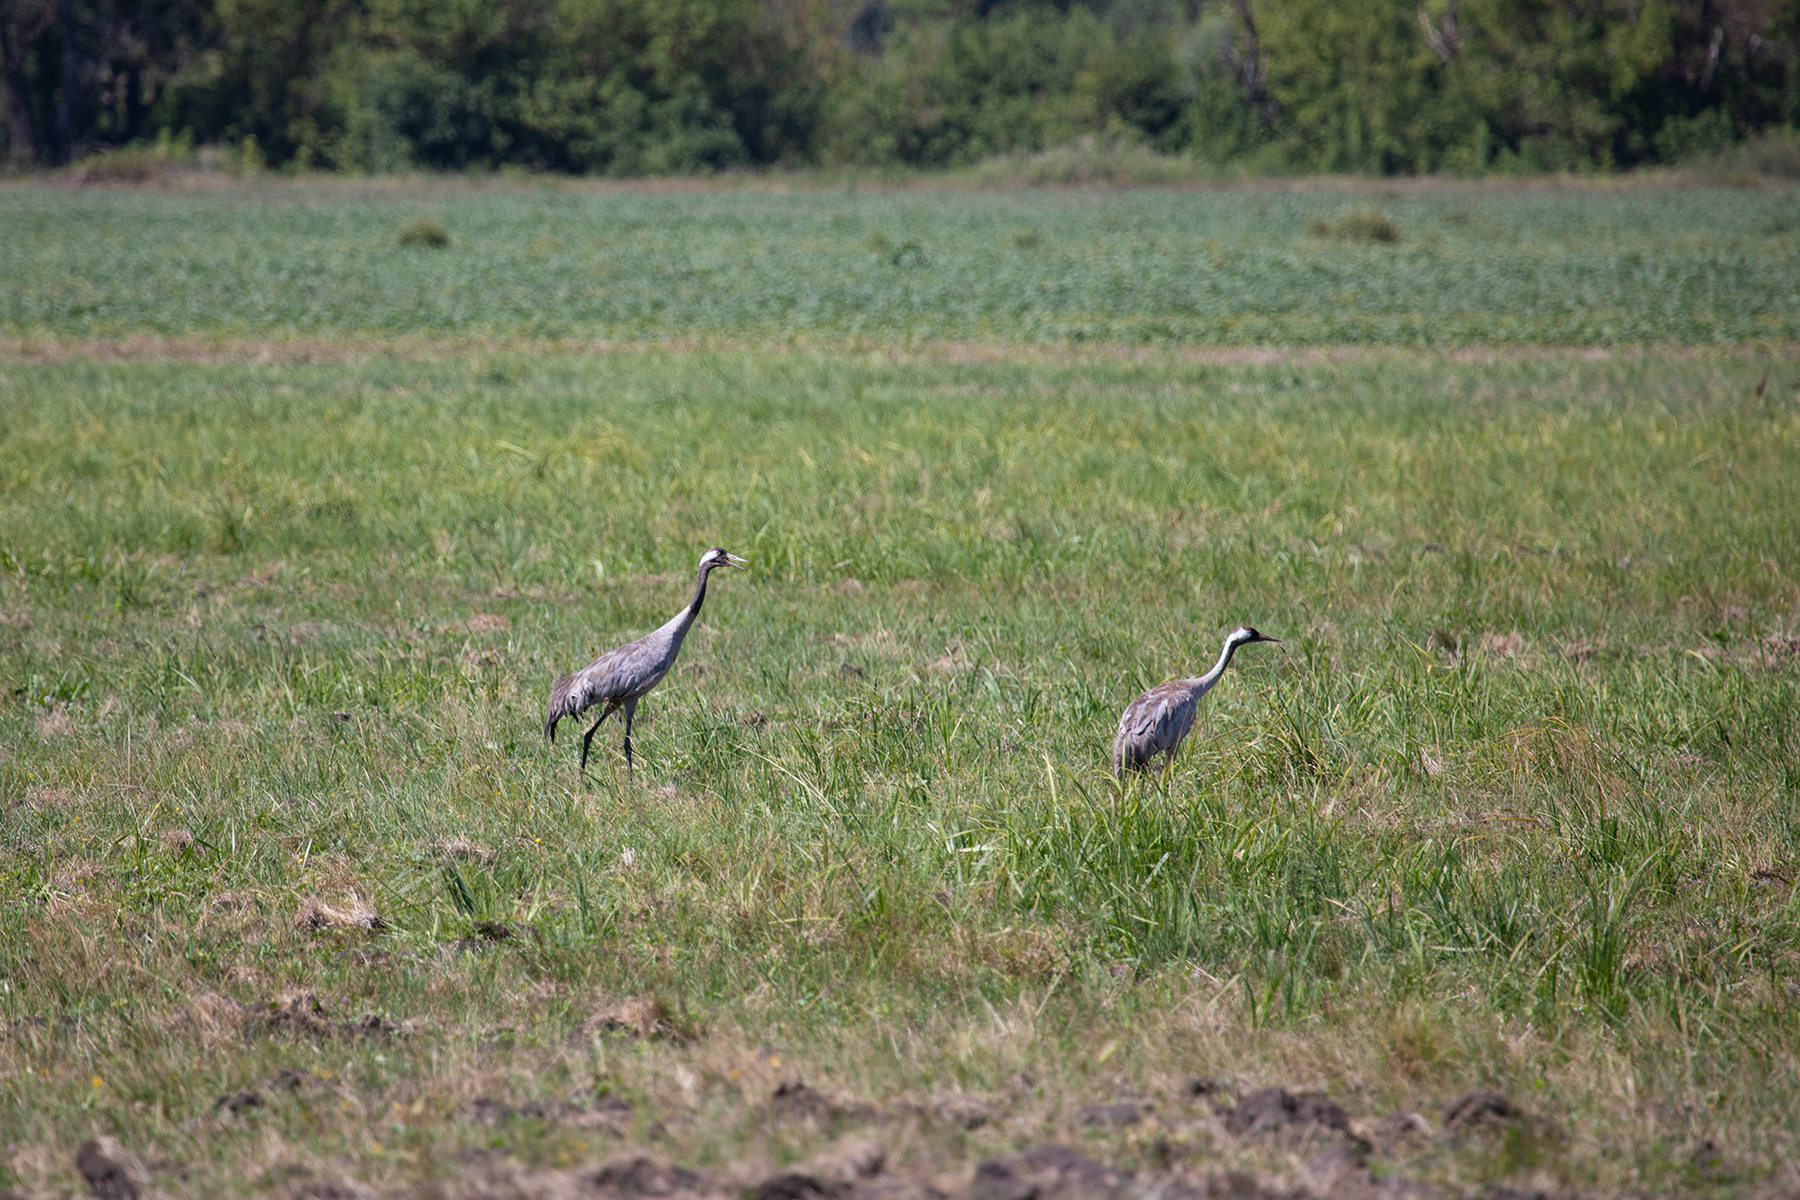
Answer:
[
  {"left": 1220, "top": 1087, "right": 1358, "bottom": 1146},
  {"left": 771, "top": 1080, "right": 880, "bottom": 1124},
  {"left": 76, "top": 1136, "right": 148, "bottom": 1200},
  {"left": 471, "top": 1087, "right": 634, "bottom": 1129},
  {"left": 570, "top": 995, "right": 694, "bottom": 1043},
  {"left": 296, "top": 893, "right": 385, "bottom": 931},
  {"left": 186, "top": 991, "right": 408, "bottom": 1042}
]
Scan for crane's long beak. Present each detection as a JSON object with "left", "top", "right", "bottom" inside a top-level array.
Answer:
[
  {"left": 1257, "top": 634, "right": 1282, "bottom": 643},
  {"left": 725, "top": 553, "right": 749, "bottom": 570}
]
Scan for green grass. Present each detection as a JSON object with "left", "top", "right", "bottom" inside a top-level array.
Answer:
[
  {"left": 1, "top": 346, "right": 1797, "bottom": 1197},
  {"left": 3, "top": 179, "right": 1799, "bottom": 345}
]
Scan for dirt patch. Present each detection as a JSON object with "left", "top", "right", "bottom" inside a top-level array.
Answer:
[
  {"left": 1441, "top": 1090, "right": 1522, "bottom": 1133},
  {"left": 1221, "top": 1088, "right": 1362, "bottom": 1151},
  {"left": 76, "top": 1136, "right": 147, "bottom": 1200},
  {"left": 1354, "top": 1110, "right": 1434, "bottom": 1152},
  {"left": 1561, "top": 639, "right": 1601, "bottom": 663},
  {"left": 436, "top": 836, "right": 498, "bottom": 864},
  {"left": 928, "top": 644, "right": 972, "bottom": 674},
  {"left": 296, "top": 893, "right": 385, "bottom": 932},
  {"left": 772, "top": 1080, "right": 879, "bottom": 1124},
  {"left": 454, "top": 922, "right": 515, "bottom": 951},
  {"left": 34, "top": 703, "right": 77, "bottom": 739},
  {"left": 571, "top": 995, "right": 692, "bottom": 1043},
  {"left": 1763, "top": 632, "right": 1800, "bottom": 660},
  {"left": 1076, "top": 1102, "right": 1144, "bottom": 1128},
  {"left": 751, "top": 1174, "right": 847, "bottom": 1200},
  {"left": 465, "top": 613, "right": 512, "bottom": 634},
  {"left": 215, "top": 1087, "right": 264, "bottom": 1116},
  {"left": 471, "top": 1090, "right": 630, "bottom": 1127},
  {"left": 934, "top": 1096, "right": 996, "bottom": 1129},
  {"left": 21, "top": 783, "right": 78, "bottom": 809},
  {"left": 585, "top": 1155, "right": 714, "bottom": 1200},
  {"left": 972, "top": 1145, "right": 1126, "bottom": 1200},
  {"left": 1479, "top": 633, "right": 1526, "bottom": 659},
  {"left": 196, "top": 991, "right": 409, "bottom": 1042}
]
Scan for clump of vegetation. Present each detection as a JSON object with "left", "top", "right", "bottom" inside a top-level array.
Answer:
[
  {"left": 1307, "top": 207, "right": 1401, "bottom": 244},
  {"left": 397, "top": 217, "right": 450, "bottom": 248},
  {"left": 1682, "top": 128, "right": 1800, "bottom": 182},
  {"left": 1012, "top": 226, "right": 1040, "bottom": 249},
  {"left": 66, "top": 128, "right": 197, "bottom": 187},
  {"left": 970, "top": 136, "right": 1209, "bottom": 187}
]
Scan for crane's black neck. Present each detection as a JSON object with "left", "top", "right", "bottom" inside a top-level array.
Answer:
[{"left": 683, "top": 561, "right": 718, "bottom": 622}]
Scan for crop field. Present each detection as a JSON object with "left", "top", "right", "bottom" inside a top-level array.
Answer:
[
  {"left": 2, "top": 179, "right": 1799, "bottom": 346},
  {"left": 0, "top": 179, "right": 1798, "bottom": 1200}
]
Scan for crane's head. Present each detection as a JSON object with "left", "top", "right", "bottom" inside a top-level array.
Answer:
[
  {"left": 701, "top": 547, "right": 749, "bottom": 572},
  {"left": 1229, "top": 625, "right": 1281, "bottom": 647}
]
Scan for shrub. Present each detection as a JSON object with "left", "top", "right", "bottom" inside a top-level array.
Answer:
[
  {"left": 1309, "top": 208, "right": 1400, "bottom": 244},
  {"left": 397, "top": 218, "right": 450, "bottom": 248}
]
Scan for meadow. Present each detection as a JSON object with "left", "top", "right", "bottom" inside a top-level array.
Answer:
[{"left": 0, "top": 179, "right": 1797, "bottom": 1200}]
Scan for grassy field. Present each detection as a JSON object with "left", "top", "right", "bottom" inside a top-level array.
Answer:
[
  {"left": 2, "top": 178, "right": 1799, "bottom": 346},
  {"left": 1, "top": 180, "right": 1798, "bottom": 1200}
]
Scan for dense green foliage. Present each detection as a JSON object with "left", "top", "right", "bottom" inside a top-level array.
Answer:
[
  {"left": 4, "top": 180, "right": 1799, "bottom": 344},
  {"left": 3, "top": 0, "right": 1797, "bottom": 175}
]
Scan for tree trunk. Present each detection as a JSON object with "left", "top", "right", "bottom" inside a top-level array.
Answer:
[
  {"left": 56, "top": 0, "right": 74, "bottom": 164},
  {"left": 0, "top": 18, "right": 41, "bottom": 164},
  {"left": 124, "top": 63, "right": 143, "bottom": 142}
]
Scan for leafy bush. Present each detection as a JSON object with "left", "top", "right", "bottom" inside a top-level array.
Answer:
[
  {"left": 397, "top": 217, "right": 450, "bottom": 248},
  {"left": 1681, "top": 128, "right": 1800, "bottom": 180},
  {"left": 1308, "top": 208, "right": 1400, "bottom": 243}
]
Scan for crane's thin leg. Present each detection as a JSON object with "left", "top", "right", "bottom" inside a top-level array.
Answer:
[
  {"left": 579, "top": 710, "right": 610, "bottom": 775},
  {"left": 621, "top": 699, "right": 638, "bottom": 779}
]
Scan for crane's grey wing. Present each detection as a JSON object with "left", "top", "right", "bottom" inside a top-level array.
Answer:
[
  {"left": 544, "top": 635, "right": 671, "bottom": 740},
  {"left": 1111, "top": 681, "right": 1198, "bottom": 774}
]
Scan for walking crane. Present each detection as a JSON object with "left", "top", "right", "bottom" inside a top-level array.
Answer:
[
  {"left": 545, "top": 547, "right": 746, "bottom": 776},
  {"left": 1112, "top": 626, "right": 1279, "bottom": 776}
]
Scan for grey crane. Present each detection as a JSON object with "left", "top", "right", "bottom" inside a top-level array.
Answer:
[
  {"left": 1111, "top": 626, "right": 1280, "bottom": 776},
  {"left": 545, "top": 546, "right": 747, "bottom": 776}
]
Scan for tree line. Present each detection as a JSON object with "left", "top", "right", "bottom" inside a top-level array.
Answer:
[{"left": 2, "top": 0, "right": 1795, "bottom": 176}]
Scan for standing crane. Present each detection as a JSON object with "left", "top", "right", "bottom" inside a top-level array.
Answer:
[
  {"left": 1111, "top": 626, "right": 1280, "bottom": 776},
  {"left": 545, "top": 546, "right": 747, "bottom": 777}
]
